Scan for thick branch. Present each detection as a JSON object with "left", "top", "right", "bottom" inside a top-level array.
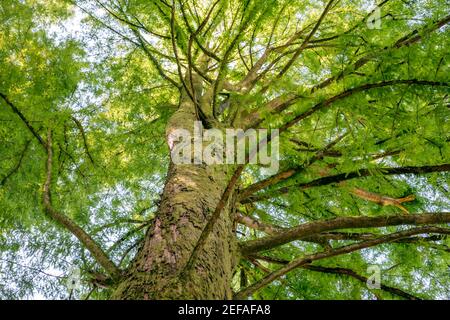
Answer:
[
  {"left": 237, "top": 211, "right": 449, "bottom": 249},
  {"left": 43, "top": 129, "right": 120, "bottom": 279},
  {"left": 182, "top": 165, "right": 245, "bottom": 273},
  {"left": 235, "top": 226, "right": 449, "bottom": 299},
  {"left": 240, "top": 212, "right": 450, "bottom": 255},
  {"left": 244, "top": 163, "right": 450, "bottom": 203},
  {"left": 236, "top": 211, "right": 331, "bottom": 246}
]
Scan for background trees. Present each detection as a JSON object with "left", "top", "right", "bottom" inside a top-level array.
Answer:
[{"left": 0, "top": 0, "right": 449, "bottom": 299}]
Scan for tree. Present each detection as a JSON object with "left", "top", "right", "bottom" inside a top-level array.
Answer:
[{"left": 0, "top": 0, "right": 449, "bottom": 300}]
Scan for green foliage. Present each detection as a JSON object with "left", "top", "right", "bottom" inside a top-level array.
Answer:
[{"left": 0, "top": 0, "right": 449, "bottom": 299}]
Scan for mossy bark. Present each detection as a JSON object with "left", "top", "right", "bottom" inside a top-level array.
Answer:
[{"left": 112, "top": 89, "right": 238, "bottom": 299}]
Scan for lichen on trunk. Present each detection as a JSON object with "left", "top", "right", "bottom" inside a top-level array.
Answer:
[{"left": 112, "top": 88, "right": 238, "bottom": 299}]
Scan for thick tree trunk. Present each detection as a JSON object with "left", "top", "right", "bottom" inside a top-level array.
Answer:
[{"left": 112, "top": 90, "right": 238, "bottom": 299}]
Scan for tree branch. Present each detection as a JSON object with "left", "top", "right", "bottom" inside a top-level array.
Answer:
[
  {"left": 178, "top": 0, "right": 222, "bottom": 63},
  {"left": 248, "top": 254, "right": 421, "bottom": 300},
  {"left": 279, "top": 80, "right": 449, "bottom": 133},
  {"left": 239, "top": 132, "right": 348, "bottom": 199},
  {"left": 277, "top": 0, "right": 336, "bottom": 78},
  {"left": 302, "top": 264, "right": 421, "bottom": 300},
  {"left": 243, "top": 163, "right": 450, "bottom": 203},
  {"left": 0, "top": 140, "right": 30, "bottom": 187},
  {"left": 42, "top": 129, "right": 121, "bottom": 280},
  {"left": 311, "top": 14, "right": 450, "bottom": 93},
  {"left": 236, "top": 211, "right": 284, "bottom": 235},
  {"left": 135, "top": 32, "right": 181, "bottom": 89},
  {"left": 240, "top": 212, "right": 450, "bottom": 255},
  {"left": 0, "top": 92, "right": 46, "bottom": 149},
  {"left": 235, "top": 226, "right": 450, "bottom": 299},
  {"left": 236, "top": 211, "right": 334, "bottom": 247},
  {"left": 71, "top": 116, "right": 95, "bottom": 165}
]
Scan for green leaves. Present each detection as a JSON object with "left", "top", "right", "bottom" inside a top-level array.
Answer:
[{"left": 0, "top": 0, "right": 449, "bottom": 300}]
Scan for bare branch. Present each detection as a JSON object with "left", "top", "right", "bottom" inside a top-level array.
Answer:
[
  {"left": 235, "top": 211, "right": 284, "bottom": 235},
  {"left": 350, "top": 187, "right": 415, "bottom": 214}
]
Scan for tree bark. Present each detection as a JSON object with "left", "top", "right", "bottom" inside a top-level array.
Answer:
[{"left": 112, "top": 90, "right": 238, "bottom": 299}]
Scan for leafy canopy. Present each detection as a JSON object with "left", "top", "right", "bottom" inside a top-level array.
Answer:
[{"left": 0, "top": 0, "right": 449, "bottom": 299}]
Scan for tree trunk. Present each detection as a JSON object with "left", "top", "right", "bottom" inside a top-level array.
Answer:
[{"left": 112, "top": 89, "right": 238, "bottom": 299}]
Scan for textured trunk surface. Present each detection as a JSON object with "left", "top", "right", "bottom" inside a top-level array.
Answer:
[{"left": 112, "top": 90, "right": 238, "bottom": 299}]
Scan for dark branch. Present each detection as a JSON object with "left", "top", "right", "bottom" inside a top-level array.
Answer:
[
  {"left": 243, "top": 163, "right": 450, "bottom": 203},
  {"left": 239, "top": 132, "right": 348, "bottom": 200},
  {"left": 0, "top": 92, "right": 46, "bottom": 148},
  {"left": 71, "top": 116, "right": 95, "bottom": 165},
  {"left": 42, "top": 129, "right": 121, "bottom": 280},
  {"left": 277, "top": 0, "right": 336, "bottom": 78},
  {"left": 302, "top": 264, "right": 421, "bottom": 300},
  {"left": 240, "top": 212, "right": 450, "bottom": 255},
  {"left": 235, "top": 226, "right": 450, "bottom": 299},
  {"left": 279, "top": 80, "right": 449, "bottom": 133},
  {"left": 248, "top": 254, "right": 421, "bottom": 300},
  {"left": 311, "top": 14, "right": 450, "bottom": 93},
  {"left": 0, "top": 140, "right": 30, "bottom": 187}
]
